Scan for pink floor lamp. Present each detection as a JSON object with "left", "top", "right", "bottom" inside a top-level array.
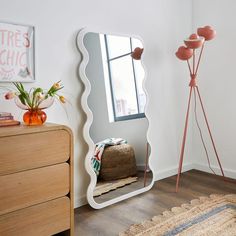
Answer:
[{"left": 175, "top": 26, "right": 227, "bottom": 192}]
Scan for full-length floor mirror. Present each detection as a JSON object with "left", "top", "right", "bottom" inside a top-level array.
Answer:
[{"left": 77, "top": 29, "right": 154, "bottom": 209}]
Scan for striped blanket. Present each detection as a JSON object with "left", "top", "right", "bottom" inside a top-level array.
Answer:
[{"left": 92, "top": 138, "right": 127, "bottom": 175}]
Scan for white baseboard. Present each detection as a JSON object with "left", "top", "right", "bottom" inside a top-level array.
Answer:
[
  {"left": 194, "top": 163, "right": 236, "bottom": 179},
  {"left": 154, "top": 163, "right": 195, "bottom": 181},
  {"left": 74, "top": 194, "right": 87, "bottom": 208}
]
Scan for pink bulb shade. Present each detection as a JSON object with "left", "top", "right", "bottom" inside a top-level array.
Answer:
[
  {"left": 184, "top": 34, "right": 205, "bottom": 49},
  {"left": 131, "top": 47, "right": 144, "bottom": 60},
  {"left": 197, "top": 26, "right": 216, "bottom": 41},
  {"left": 175, "top": 46, "right": 193, "bottom": 60}
]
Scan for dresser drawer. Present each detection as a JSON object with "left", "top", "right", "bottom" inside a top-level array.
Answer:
[
  {"left": 0, "top": 196, "right": 70, "bottom": 236},
  {"left": 0, "top": 163, "right": 69, "bottom": 215},
  {"left": 0, "top": 130, "right": 70, "bottom": 175}
]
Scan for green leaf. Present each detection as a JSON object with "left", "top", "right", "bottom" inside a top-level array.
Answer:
[
  {"left": 20, "top": 83, "right": 24, "bottom": 90},
  {"left": 18, "top": 94, "right": 26, "bottom": 105}
]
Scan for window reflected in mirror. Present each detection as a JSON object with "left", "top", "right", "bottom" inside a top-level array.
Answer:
[{"left": 99, "top": 35, "right": 146, "bottom": 122}]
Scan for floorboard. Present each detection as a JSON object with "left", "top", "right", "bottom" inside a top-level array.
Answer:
[{"left": 75, "top": 170, "right": 236, "bottom": 236}]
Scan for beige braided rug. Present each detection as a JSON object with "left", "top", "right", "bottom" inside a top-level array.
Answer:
[{"left": 120, "top": 194, "right": 236, "bottom": 236}]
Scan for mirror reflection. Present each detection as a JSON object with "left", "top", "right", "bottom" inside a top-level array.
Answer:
[{"left": 84, "top": 32, "right": 153, "bottom": 204}]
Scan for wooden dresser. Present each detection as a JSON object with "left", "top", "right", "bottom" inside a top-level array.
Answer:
[{"left": 0, "top": 123, "right": 74, "bottom": 236}]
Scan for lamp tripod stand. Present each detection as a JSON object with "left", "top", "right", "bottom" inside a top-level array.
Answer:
[
  {"left": 175, "top": 26, "right": 229, "bottom": 192},
  {"left": 175, "top": 67, "right": 225, "bottom": 192}
]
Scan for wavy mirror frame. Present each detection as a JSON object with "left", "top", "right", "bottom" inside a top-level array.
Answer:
[{"left": 77, "top": 28, "right": 154, "bottom": 209}]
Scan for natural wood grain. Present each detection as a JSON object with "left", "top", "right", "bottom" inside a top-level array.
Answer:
[
  {"left": 0, "top": 197, "right": 70, "bottom": 236},
  {"left": 0, "top": 123, "right": 74, "bottom": 236},
  {"left": 0, "top": 123, "right": 67, "bottom": 137},
  {"left": 0, "top": 163, "right": 69, "bottom": 215},
  {"left": 75, "top": 170, "right": 236, "bottom": 236},
  {"left": 0, "top": 129, "right": 70, "bottom": 175}
]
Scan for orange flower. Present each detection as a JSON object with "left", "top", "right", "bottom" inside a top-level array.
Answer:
[{"left": 59, "top": 96, "right": 66, "bottom": 103}]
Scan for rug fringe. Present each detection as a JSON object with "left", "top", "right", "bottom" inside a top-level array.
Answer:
[{"left": 119, "top": 194, "right": 236, "bottom": 236}]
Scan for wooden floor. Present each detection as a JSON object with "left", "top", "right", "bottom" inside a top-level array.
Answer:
[{"left": 75, "top": 170, "right": 236, "bottom": 236}]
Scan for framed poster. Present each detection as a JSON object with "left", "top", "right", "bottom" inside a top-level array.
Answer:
[{"left": 0, "top": 22, "right": 35, "bottom": 82}]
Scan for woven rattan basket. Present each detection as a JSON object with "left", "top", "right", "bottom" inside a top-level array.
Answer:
[{"left": 99, "top": 144, "right": 137, "bottom": 181}]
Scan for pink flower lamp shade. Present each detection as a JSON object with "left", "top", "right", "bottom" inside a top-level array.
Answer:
[
  {"left": 175, "top": 46, "right": 193, "bottom": 60},
  {"left": 197, "top": 26, "right": 216, "bottom": 41},
  {"left": 184, "top": 33, "right": 205, "bottom": 49},
  {"left": 131, "top": 47, "right": 144, "bottom": 60}
]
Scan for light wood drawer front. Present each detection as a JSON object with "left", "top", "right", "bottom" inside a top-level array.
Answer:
[
  {"left": 0, "top": 163, "right": 69, "bottom": 215},
  {"left": 0, "top": 130, "right": 70, "bottom": 175},
  {"left": 0, "top": 197, "right": 70, "bottom": 236}
]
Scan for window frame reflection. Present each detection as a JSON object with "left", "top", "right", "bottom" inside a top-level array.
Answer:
[{"left": 101, "top": 34, "right": 146, "bottom": 122}]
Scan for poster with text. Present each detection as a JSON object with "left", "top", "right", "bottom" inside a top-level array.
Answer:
[{"left": 0, "top": 22, "right": 35, "bottom": 82}]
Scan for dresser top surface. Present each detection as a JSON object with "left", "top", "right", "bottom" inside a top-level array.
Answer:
[{"left": 0, "top": 123, "right": 71, "bottom": 137}]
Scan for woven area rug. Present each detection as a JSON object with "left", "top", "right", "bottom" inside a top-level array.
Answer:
[
  {"left": 120, "top": 194, "right": 236, "bottom": 236},
  {"left": 94, "top": 177, "right": 138, "bottom": 197}
]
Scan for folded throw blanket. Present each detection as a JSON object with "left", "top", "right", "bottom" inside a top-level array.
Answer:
[{"left": 92, "top": 138, "right": 127, "bottom": 175}]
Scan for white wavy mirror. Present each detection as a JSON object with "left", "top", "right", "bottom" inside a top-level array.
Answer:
[{"left": 77, "top": 29, "right": 154, "bottom": 209}]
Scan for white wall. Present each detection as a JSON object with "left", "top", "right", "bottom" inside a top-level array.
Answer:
[
  {"left": 192, "top": 0, "right": 236, "bottom": 178},
  {"left": 0, "top": 0, "right": 193, "bottom": 207}
]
